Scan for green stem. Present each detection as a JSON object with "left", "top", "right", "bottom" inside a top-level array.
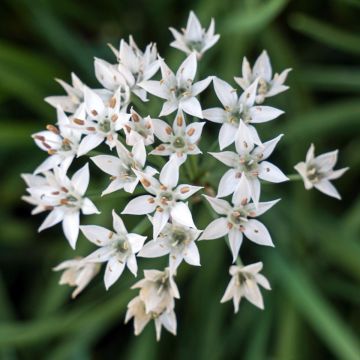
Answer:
[{"left": 287, "top": 174, "right": 302, "bottom": 181}]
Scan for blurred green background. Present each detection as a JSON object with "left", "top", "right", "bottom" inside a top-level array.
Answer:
[{"left": 0, "top": 0, "right": 359, "bottom": 359}]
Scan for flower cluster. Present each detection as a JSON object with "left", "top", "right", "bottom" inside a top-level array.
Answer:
[{"left": 22, "top": 11, "right": 347, "bottom": 340}]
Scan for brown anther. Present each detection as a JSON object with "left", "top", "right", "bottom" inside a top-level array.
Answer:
[
  {"left": 62, "top": 138, "right": 71, "bottom": 145},
  {"left": 109, "top": 97, "right": 116, "bottom": 109},
  {"left": 159, "top": 184, "right": 167, "bottom": 191},
  {"left": 111, "top": 114, "right": 118, "bottom": 122},
  {"left": 108, "top": 231, "right": 114, "bottom": 239},
  {"left": 34, "top": 135, "right": 45, "bottom": 141},
  {"left": 91, "top": 110, "right": 98, "bottom": 116},
  {"left": 233, "top": 211, "right": 241, "bottom": 217},
  {"left": 141, "top": 178, "right": 151, "bottom": 187},
  {"left": 124, "top": 125, "right": 131, "bottom": 133},
  {"left": 243, "top": 141, "right": 248, "bottom": 148},
  {"left": 60, "top": 199, "right": 69, "bottom": 205},
  {"left": 235, "top": 172, "right": 242, "bottom": 179},
  {"left": 241, "top": 197, "right": 248, "bottom": 206},
  {"left": 180, "top": 186, "right": 190, "bottom": 194},
  {"left": 147, "top": 197, "right": 155, "bottom": 204},
  {"left": 43, "top": 142, "right": 52, "bottom": 149},
  {"left": 156, "top": 206, "right": 164, "bottom": 212},
  {"left": 73, "top": 118, "right": 85, "bottom": 125},
  {"left": 165, "top": 127, "right": 172, "bottom": 135},
  {"left": 254, "top": 229, "right": 259, "bottom": 233},
  {"left": 239, "top": 225, "right": 245, "bottom": 232},
  {"left": 47, "top": 149, "right": 57, "bottom": 155},
  {"left": 156, "top": 145, "right": 166, "bottom": 151},
  {"left": 188, "top": 145, "right": 195, "bottom": 151},
  {"left": 161, "top": 198, "right": 168, "bottom": 205},
  {"left": 177, "top": 151, "right": 183, "bottom": 157},
  {"left": 132, "top": 112, "right": 140, "bottom": 122},
  {"left": 43, "top": 205, "right": 54, "bottom": 212},
  {"left": 227, "top": 223, "right": 233, "bottom": 229},
  {"left": 187, "top": 128, "right": 195, "bottom": 136},
  {"left": 249, "top": 211, "right": 256, "bottom": 217},
  {"left": 51, "top": 191, "right": 60, "bottom": 195},
  {"left": 145, "top": 122, "right": 152, "bottom": 129},
  {"left": 46, "top": 124, "right": 60, "bottom": 134},
  {"left": 110, "top": 176, "right": 117, "bottom": 181},
  {"left": 177, "top": 114, "right": 183, "bottom": 127},
  {"left": 86, "top": 127, "right": 96, "bottom": 132},
  {"left": 61, "top": 187, "right": 69, "bottom": 193},
  {"left": 266, "top": 167, "right": 270, "bottom": 172}
]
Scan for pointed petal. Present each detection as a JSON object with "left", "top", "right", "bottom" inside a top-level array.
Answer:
[
  {"left": 77, "top": 134, "right": 104, "bottom": 156},
  {"left": 203, "top": 195, "right": 231, "bottom": 215},
  {"left": 217, "top": 169, "right": 238, "bottom": 198},
  {"left": 184, "top": 242, "right": 201, "bottom": 266},
  {"left": 104, "top": 257, "right": 126, "bottom": 289},
  {"left": 314, "top": 179, "right": 341, "bottom": 200},
  {"left": 202, "top": 107, "right": 226, "bottom": 123},
  {"left": 213, "top": 77, "right": 237, "bottom": 108},
  {"left": 71, "top": 163, "right": 90, "bottom": 196},
  {"left": 170, "top": 202, "right": 196, "bottom": 228},
  {"left": 249, "top": 106, "right": 283, "bottom": 124},
  {"left": 228, "top": 228, "right": 243, "bottom": 262},
  {"left": 219, "top": 123, "right": 237, "bottom": 150},
  {"left": 122, "top": 195, "right": 157, "bottom": 214},
  {"left": 80, "top": 224, "right": 113, "bottom": 246},
  {"left": 62, "top": 211, "right": 80, "bottom": 249},
  {"left": 199, "top": 217, "right": 229, "bottom": 240},
  {"left": 258, "top": 161, "right": 289, "bottom": 183},
  {"left": 243, "top": 219, "right": 274, "bottom": 246},
  {"left": 160, "top": 158, "right": 179, "bottom": 188},
  {"left": 112, "top": 210, "right": 127, "bottom": 234},
  {"left": 180, "top": 97, "right": 203, "bottom": 118}
]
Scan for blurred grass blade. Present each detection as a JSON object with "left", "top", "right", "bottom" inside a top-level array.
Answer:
[
  {"left": 289, "top": 13, "right": 360, "bottom": 55},
  {"left": 270, "top": 253, "right": 360, "bottom": 360}
]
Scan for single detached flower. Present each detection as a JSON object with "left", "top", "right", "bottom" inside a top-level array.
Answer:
[
  {"left": 169, "top": 11, "right": 220, "bottom": 59},
  {"left": 203, "top": 77, "right": 283, "bottom": 149},
  {"left": 123, "top": 108, "right": 155, "bottom": 146},
  {"left": 234, "top": 50, "right": 292, "bottom": 104},
  {"left": 294, "top": 144, "right": 348, "bottom": 200},
  {"left": 81, "top": 210, "right": 147, "bottom": 289},
  {"left": 74, "top": 87, "right": 131, "bottom": 155},
  {"left": 122, "top": 158, "right": 202, "bottom": 239},
  {"left": 91, "top": 140, "right": 156, "bottom": 196},
  {"left": 200, "top": 195, "right": 278, "bottom": 261},
  {"left": 32, "top": 105, "right": 83, "bottom": 174},
  {"left": 139, "top": 218, "right": 202, "bottom": 273},
  {"left": 221, "top": 262, "right": 271, "bottom": 313},
  {"left": 53, "top": 257, "right": 100, "bottom": 298},
  {"left": 22, "top": 163, "right": 99, "bottom": 248},
  {"left": 151, "top": 110, "right": 204, "bottom": 163},
  {"left": 210, "top": 131, "right": 288, "bottom": 204},
  {"left": 139, "top": 53, "right": 212, "bottom": 118}
]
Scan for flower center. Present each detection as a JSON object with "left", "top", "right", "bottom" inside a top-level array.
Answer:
[
  {"left": 187, "top": 40, "right": 203, "bottom": 52},
  {"left": 171, "top": 228, "right": 189, "bottom": 246},
  {"left": 173, "top": 136, "right": 186, "bottom": 149},
  {"left": 307, "top": 164, "right": 322, "bottom": 183},
  {"left": 115, "top": 238, "right": 129, "bottom": 253},
  {"left": 258, "top": 78, "right": 269, "bottom": 95},
  {"left": 229, "top": 209, "right": 248, "bottom": 226},
  {"left": 99, "top": 120, "right": 111, "bottom": 133}
]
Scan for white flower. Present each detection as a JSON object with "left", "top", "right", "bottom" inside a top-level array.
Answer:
[
  {"left": 132, "top": 268, "right": 180, "bottom": 313},
  {"left": 91, "top": 140, "right": 156, "bottom": 196},
  {"left": 203, "top": 77, "right": 283, "bottom": 149},
  {"left": 123, "top": 108, "right": 155, "bottom": 146},
  {"left": 53, "top": 257, "right": 100, "bottom": 298},
  {"left": 200, "top": 195, "right": 278, "bottom": 261},
  {"left": 81, "top": 210, "right": 146, "bottom": 289},
  {"left": 22, "top": 163, "right": 100, "bottom": 248},
  {"left": 169, "top": 11, "right": 220, "bottom": 59},
  {"left": 210, "top": 132, "right": 288, "bottom": 205},
  {"left": 234, "top": 50, "right": 292, "bottom": 104},
  {"left": 221, "top": 262, "right": 271, "bottom": 313},
  {"left": 294, "top": 144, "right": 348, "bottom": 200},
  {"left": 32, "top": 105, "right": 83, "bottom": 174},
  {"left": 125, "top": 296, "right": 177, "bottom": 341},
  {"left": 74, "top": 87, "right": 131, "bottom": 155},
  {"left": 139, "top": 53, "right": 212, "bottom": 118},
  {"left": 109, "top": 36, "right": 160, "bottom": 102},
  {"left": 139, "top": 219, "right": 202, "bottom": 273},
  {"left": 151, "top": 110, "right": 204, "bottom": 163},
  {"left": 122, "top": 158, "right": 202, "bottom": 239},
  {"left": 45, "top": 72, "right": 111, "bottom": 113}
]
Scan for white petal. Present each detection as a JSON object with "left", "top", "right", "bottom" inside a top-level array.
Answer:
[
  {"left": 81, "top": 198, "right": 100, "bottom": 215},
  {"left": 243, "top": 219, "right": 274, "bottom": 246},
  {"left": 255, "top": 273, "right": 271, "bottom": 290},
  {"left": 160, "top": 158, "right": 179, "bottom": 188},
  {"left": 228, "top": 228, "right": 243, "bottom": 262},
  {"left": 77, "top": 134, "right": 104, "bottom": 156},
  {"left": 122, "top": 195, "right": 157, "bottom": 215},
  {"left": 104, "top": 257, "right": 126, "bottom": 289},
  {"left": 127, "top": 233, "right": 147, "bottom": 253},
  {"left": 138, "top": 239, "right": 169, "bottom": 258},
  {"left": 219, "top": 123, "right": 237, "bottom": 150},
  {"left": 239, "top": 78, "right": 258, "bottom": 108},
  {"left": 62, "top": 211, "right": 80, "bottom": 249},
  {"left": 132, "top": 140, "right": 146, "bottom": 167},
  {"left": 45, "top": 96, "right": 77, "bottom": 113},
  {"left": 202, "top": 107, "right": 226, "bottom": 123},
  {"left": 315, "top": 150, "right": 338, "bottom": 172},
  {"left": 192, "top": 76, "right": 212, "bottom": 96},
  {"left": 217, "top": 169, "right": 238, "bottom": 198},
  {"left": 244, "top": 280, "right": 264, "bottom": 309},
  {"left": 327, "top": 167, "right": 349, "bottom": 180},
  {"left": 139, "top": 80, "right": 168, "bottom": 100},
  {"left": 249, "top": 106, "right": 283, "bottom": 124},
  {"left": 253, "top": 50, "right": 272, "bottom": 81},
  {"left": 170, "top": 202, "right": 196, "bottom": 228},
  {"left": 34, "top": 155, "right": 63, "bottom": 174},
  {"left": 180, "top": 97, "right": 203, "bottom": 118},
  {"left": 91, "top": 155, "right": 124, "bottom": 177},
  {"left": 232, "top": 174, "right": 252, "bottom": 206},
  {"left": 112, "top": 210, "right": 127, "bottom": 234},
  {"left": 306, "top": 144, "right": 315, "bottom": 163},
  {"left": 176, "top": 52, "right": 197, "bottom": 82},
  {"left": 84, "top": 87, "right": 105, "bottom": 117},
  {"left": 246, "top": 199, "right": 280, "bottom": 217},
  {"left": 80, "top": 225, "right": 113, "bottom": 246},
  {"left": 213, "top": 77, "right": 237, "bottom": 108},
  {"left": 252, "top": 134, "right": 283, "bottom": 160},
  {"left": 203, "top": 195, "right": 231, "bottom": 215},
  {"left": 314, "top": 179, "right": 341, "bottom": 200},
  {"left": 184, "top": 242, "right": 201, "bottom": 266},
  {"left": 235, "top": 120, "right": 255, "bottom": 154},
  {"left": 38, "top": 208, "right": 64, "bottom": 232},
  {"left": 258, "top": 161, "right": 289, "bottom": 183},
  {"left": 209, "top": 151, "right": 238, "bottom": 167},
  {"left": 152, "top": 210, "right": 170, "bottom": 240},
  {"left": 199, "top": 217, "right": 229, "bottom": 240},
  {"left": 160, "top": 100, "right": 179, "bottom": 117},
  {"left": 126, "top": 254, "right": 138, "bottom": 276},
  {"left": 175, "top": 184, "right": 202, "bottom": 200},
  {"left": 185, "top": 121, "right": 205, "bottom": 143},
  {"left": 71, "top": 163, "right": 90, "bottom": 196},
  {"left": 152, "top": 118, "right": 173, "bottom": 143}
]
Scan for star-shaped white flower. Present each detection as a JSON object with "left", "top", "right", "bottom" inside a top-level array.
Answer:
[
  {"left": 139, "top": 218, "right": 202, "bottom": 273},
  {"left": 200, "top": 195, "right": 278, "bottom": 261},
  {"left": 203, "top": 77, "right": 283, "bottom": 149},
  {"left": 234, "top": 50, "right": 292, "bottom": 104},
  {"left": 294, "top": 144, "right": 348, "bottom": 200},
  {"left": 91, "top": 140, "right": 156, "bottom": 196},
  {"left": 139, "top": 53, "right": 212, "bottom": 118},
  {"left": 32, "top": 105, "right": 84, "bottom": 174},
  {"left": 45, "top": 72, "right": 111, "bottom": 113},
  {"left": 151, "top": 110, "right": 204, "bottom": 163},
  {"left": 81, "top": 210, "right": 147, "bottom": 289},
  {"left": 122, "top": 158, "right": 202, "bottom": 239},
  {"left": 123, "top": 108, "right": 155, "bottom": 146},
  {"left": 22, "top": 163, "right": 100, "bottom": 248},
  {"left": 221, "top": 262, "right": 271, "bottom": 313},
  {"left": 125, "top": 296, "right": 177, "bottom": 341},
  {"left": 169, "top": 11, "right": 220, "bottom": 59},
  {"left": 74, "top": 87, "right": 131, "bottom": 155},
  {"left": 53, "top": 257, "right": 100, "bottom": 298},
  {"left": 210, "top": 132, "right": 288, "bottom": 205}
]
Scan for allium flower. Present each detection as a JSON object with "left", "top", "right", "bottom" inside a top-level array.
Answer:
[
  {"left": 122, "top": 158, "right": 202, "bottom": 239},
  {"left": 22, "top": 163, "right": 99, "bottom": 248},
  {"left": 32, "top": 106, "right": 83, "bottom": 174},
  {"left": 294, "top": 144, "right": 348, "bottom": 200},
  {"left": 91, "top": 140, "right": 156, "bottom": 196},
  {"left": 125, "top": 296, "right": 177, "bottom": 341},
  {"left": 234, "top": 50, "right": 292, "bottom": 104},
  {"left": 139, "top": 53, "right": 212, "bottom": 118},
  {"left": 53, "top": 257, "right": 100, "bottom": 298},
  {"left": 169, "top": 11, "right": 220, "bottom": 59},
  {"left": 200, "top": 196, "right": 278, "bottom": 261},
  {"left": 74, "top": 87, "right": 131, "bottom": 155},
  {"left": 203, "top": 77, "right": 283, "bottom": 149},
  {"left": 151, "top": 110, "right": 204, "bottom": 163},
  {"left": 45, "top": 72, "right": 111, "bottom": 113},
  {"left": 210, "top": 132, "right": 288, "bottom": 204},
  {"left": 123, "top": 108, "right": 155, "bottom": 146},
  {"left": 221, "top": 262, "right": 271, "bottom": 313},
  {"left": 139, "top": 218, "right": 202, "bottom": 273},
  {"left": 81, "top": 210, "right": 146, "bottom": 289}
]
